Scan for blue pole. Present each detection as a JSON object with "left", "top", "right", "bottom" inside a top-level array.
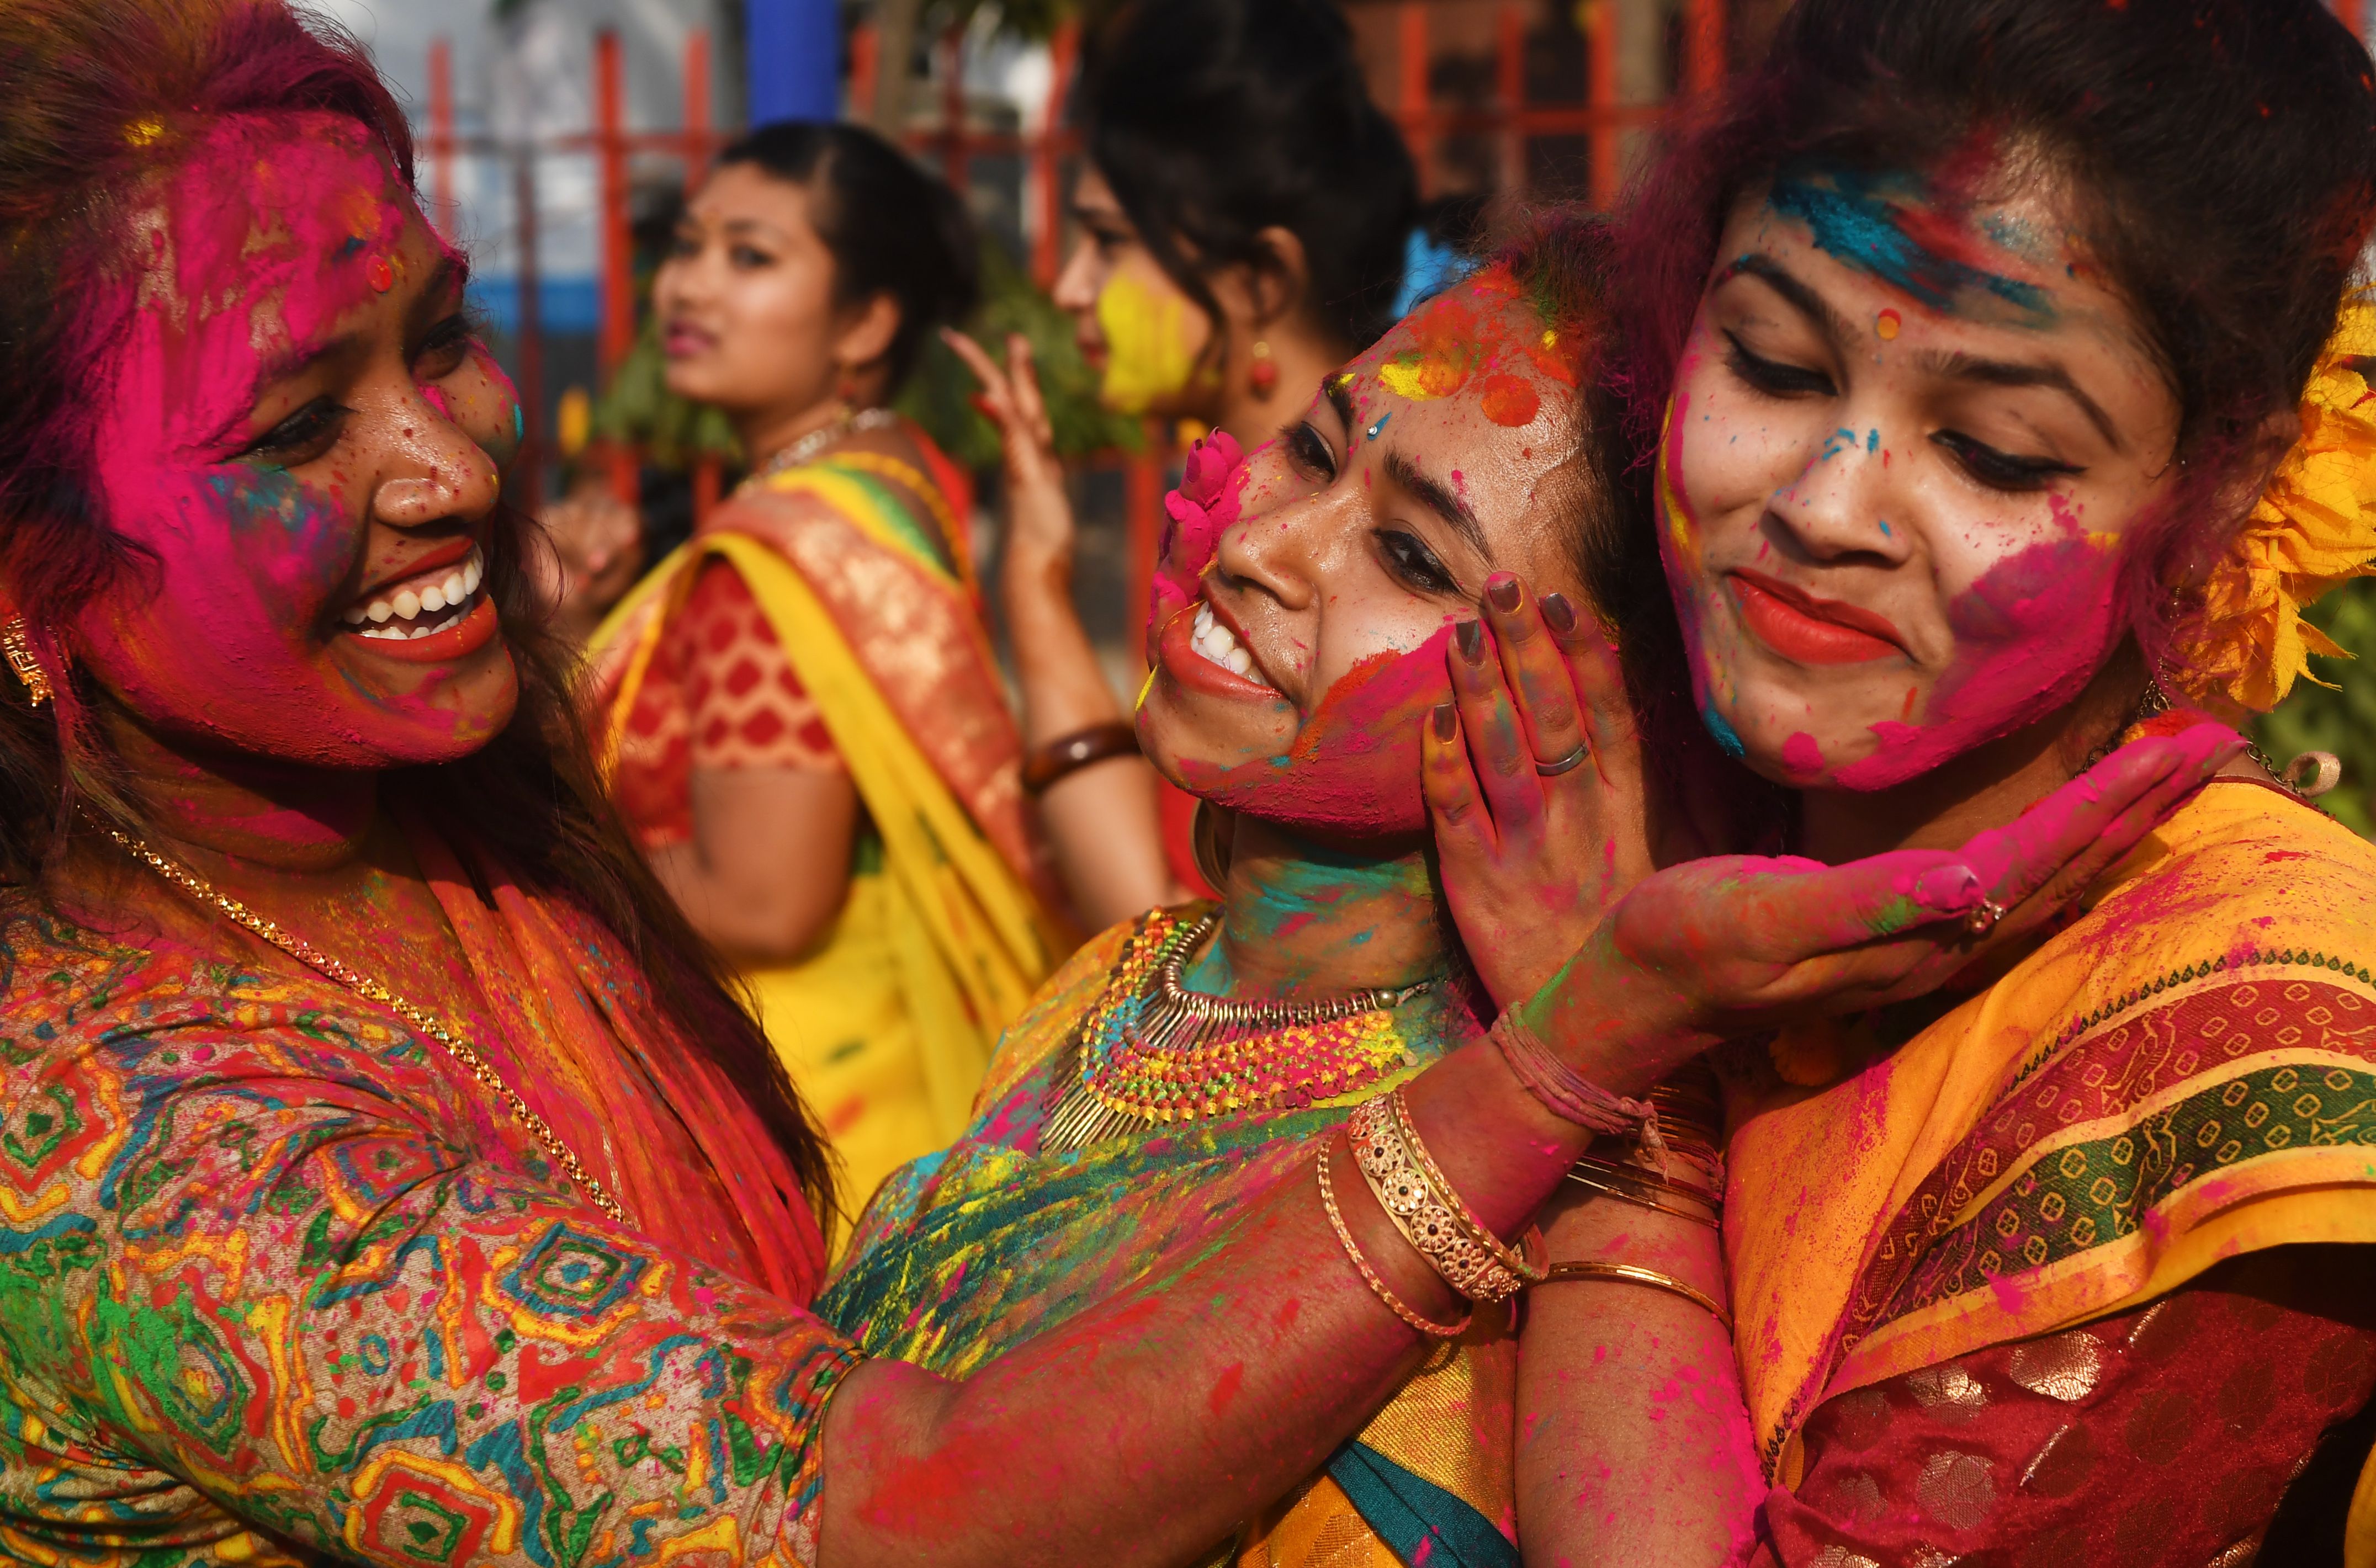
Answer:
[{"left": 745, "top": 0, "right": 841, "bottom": 125}]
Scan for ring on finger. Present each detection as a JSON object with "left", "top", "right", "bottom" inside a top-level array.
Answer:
[
  {"left": 1964, "top": 896, "right": 2009, "bottom": 937},
  {"left": 1535, "top": 742, "right": 1590, "bottom": 777}
]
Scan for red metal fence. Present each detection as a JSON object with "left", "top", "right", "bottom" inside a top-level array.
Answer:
[{"left": 425, "top": 0, "right": 2370, "bottom": 551}]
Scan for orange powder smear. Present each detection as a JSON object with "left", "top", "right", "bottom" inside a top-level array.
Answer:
[{"left": 1478, "top": 373, "right": 1540, "bottom": 428}]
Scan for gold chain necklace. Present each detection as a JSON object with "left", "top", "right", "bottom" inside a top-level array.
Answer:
[{"left": 99, "top": 824, "right": 631, "bottom": 1226}]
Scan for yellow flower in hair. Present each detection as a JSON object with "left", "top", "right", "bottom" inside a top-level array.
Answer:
[{"left": 2177, "top": 297, "right": 2376, "bottom": 711}]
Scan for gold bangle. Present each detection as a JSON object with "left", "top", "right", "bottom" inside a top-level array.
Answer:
[
  {"left": 1562, "top": 1170, "right": 1721, "bottom": 1230},
  {"left": 1318, "top": 1142, "right": 1471, "bottom": 1339},
  {"left": 1572, "top": 1152, "right": 1725, "bottom": 1211},
  {"left": 1348, "top": 1095, "right": 1529, "bottom": 1303},
  {"left": 1537, "top": 1259, "right": 1733, "bottom": 1331},
  {"left": 1388, "top": 1089, "right": 1545, "bottom": 1285}
]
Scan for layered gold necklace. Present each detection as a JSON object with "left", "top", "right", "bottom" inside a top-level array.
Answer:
[{"left": 1040, "top": 908, "right": 1436, "bottom": 1154}]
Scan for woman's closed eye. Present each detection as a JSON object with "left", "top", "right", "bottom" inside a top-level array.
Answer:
[
  {"left": 1282, "top": 419, "right": 1338, "bottom": 483},
  {"left": 238, "top": 396, "right": 347, "bottom": 469},
  {"left": 1930, "top": 428, "right": 2083, "bottom": 493},
  {"left": 1723, "top": 330, "right": 1836, "bottom": 400},
  {"left": 413, "top": 312, "right": 477, "bottom": 382},
  {"left": 1373, "top": 527, "right": 1461, "bottom": 598}
]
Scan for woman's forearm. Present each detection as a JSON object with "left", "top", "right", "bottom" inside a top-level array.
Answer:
[
  {"left": 1518, "top": 1190, "right": 1760, "bottom": 1566},
  {"left": 819, "top": 1038, "right": 1599, "bottom": 1567},
  {"left": 1004, "top": 562, "right": 1175, "bottom": 924}
]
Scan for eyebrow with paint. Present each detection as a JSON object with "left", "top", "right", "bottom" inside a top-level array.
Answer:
[
  {"left": 1323, "top": 370, "right": 1357, "bottom": 432},
  {"left": 1382, "top": 450, "right": 1492, "bottom": 562},
  {"left": 1723, "top": 253, "right": 1858, "bottom": 348},
  {"left": 1913, "top": 348, "right": 2122, "bottom": 450}
]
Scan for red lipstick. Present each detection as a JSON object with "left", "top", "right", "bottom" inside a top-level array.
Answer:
[{"left": 1730, "top": 569, "right": 1906, "bottom": 665}]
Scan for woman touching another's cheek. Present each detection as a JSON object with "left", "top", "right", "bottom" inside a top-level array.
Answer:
[
  {"left": 1139, "top": 270, "right": 1591, "bottom": 839},
  {"left": 74, "top": 114, "right": 522, "bottom": 778},
  {"left": 1662, "top": 171, "right": 2188, "bottom": 794}
]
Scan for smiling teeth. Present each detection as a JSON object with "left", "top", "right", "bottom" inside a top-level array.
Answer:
[
  {"left": 343, "top": 546, "right": 485, "bottom": 636},
  {"left": 1191, "top": 600, "right": 1270, "bottom": 686}
]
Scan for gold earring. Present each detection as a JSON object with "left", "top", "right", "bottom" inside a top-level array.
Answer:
[{"left": 3, "top": 617, "right": 53, "bottom": 707}]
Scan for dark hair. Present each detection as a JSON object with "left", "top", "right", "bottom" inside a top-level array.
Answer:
[
  {"left": 1616, "top": 0, "right": 2376, "bottom": 673},
  {"left": 0, "top": 0, "right": 839, "bottom": 1225},
  {"left": 714, "top": 121, "right": 980, "bottom": 393},
  {"left": 1084, "top": 0, "right": 1419, "bottom": 354}
]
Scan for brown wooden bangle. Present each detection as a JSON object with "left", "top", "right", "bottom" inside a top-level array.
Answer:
[{"left": 1021, "top": 721, "right": 1141, "bottom": 795}]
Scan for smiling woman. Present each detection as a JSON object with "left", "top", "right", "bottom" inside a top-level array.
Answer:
[{"left": 1472, "top": 1, "right": 2376, "bottom": 1561}]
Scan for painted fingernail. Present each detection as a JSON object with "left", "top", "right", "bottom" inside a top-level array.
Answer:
[
  {"left": 1540, "top": 592, "right": 1577, "bottom": 635},
  {"left": 1485, "top": 574, "right": 1521, "bottom": 614},
  {"left": 1433, "top": 702, "right": 1458, "bottom": 740},
  {"left": 1455, "top": 620, "right": 1485, "bottom": 663},
  {"left": 1913, "top": 863, "right": 1982, "bottom": 910}
]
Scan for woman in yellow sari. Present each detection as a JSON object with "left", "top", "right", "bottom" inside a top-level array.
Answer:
[
  {"left": 1454, "top": 1, "right": 2376, "bottom": 1560},
  {"left": 587, "top": 123, "right": 1069, "bottom": 1214}
]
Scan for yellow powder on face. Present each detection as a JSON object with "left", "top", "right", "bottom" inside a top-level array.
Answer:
[{"left": 1096, "top": 269, "right": 1199, "bottom": 413}]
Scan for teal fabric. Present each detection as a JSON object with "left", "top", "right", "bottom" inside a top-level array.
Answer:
[{"left": 1328, "top": 1441, "right": 1520, "bottom": 1568}]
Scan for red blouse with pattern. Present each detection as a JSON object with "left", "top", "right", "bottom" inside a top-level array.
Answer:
[{"left": 612, "top": 559, "right": 844, "bottom": 849}]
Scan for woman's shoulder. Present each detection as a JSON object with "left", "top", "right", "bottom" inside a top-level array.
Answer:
[{"left": 2094, "top": 778, "right": 2376, "bottom": 951}]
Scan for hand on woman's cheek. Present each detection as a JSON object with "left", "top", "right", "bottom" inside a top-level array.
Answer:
[
  {"left": 1657, "top": 178, "right": 2179, "bottom": 790},
  {"left": 69, "top": 116, "right": 518, "bottom": 769}
]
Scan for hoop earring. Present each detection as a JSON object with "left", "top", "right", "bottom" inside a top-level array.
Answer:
[
  {"left": 3, "top": 617, "right": 53, "bottom": 708},
  {"left": 1191, "top": 800, "right": 1234, "bottom": 894}
]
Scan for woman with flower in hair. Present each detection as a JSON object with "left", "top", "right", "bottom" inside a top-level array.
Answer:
[
  {"left": 0, "top": 4, "right": 2204, "bottom": 1565},
  {"left": 1451, "top": 0, "right": 2376, "bottom": 1560}
]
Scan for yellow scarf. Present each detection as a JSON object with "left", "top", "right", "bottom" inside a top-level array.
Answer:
[
  {"left": 1726, "top": 780, "right": 2376, "bottom": 1556},
  {"left": 589, "top": 456, "right": 1068, "bottom": 1218}
]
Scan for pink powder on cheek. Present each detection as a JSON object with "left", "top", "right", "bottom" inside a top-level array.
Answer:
[
  {"left": 1833, "top": 526, "right": 2122, "bottom": 790},
  {"left": 1177, "top": 625, "right": 1455, "bottom": 836},
  {"left": 75, "top": 120, "right": 504, "bottom": 764}
]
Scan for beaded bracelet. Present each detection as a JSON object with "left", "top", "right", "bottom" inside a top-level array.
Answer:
[
  {"left": 1491, "top": 1009, "right": 1663, "bottom": 1157},
  {"left": 1317, "top": 1142, "right": 1471, "bottom": 1339},
  {"left": 1347, "top": 1095, "right": 1531, "bottom": 1304}
]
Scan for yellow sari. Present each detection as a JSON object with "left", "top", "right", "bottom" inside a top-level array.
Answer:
[
  {"left": 1727, "top": 778, "right": 2376, "bottom": 1557},
  {"left": 588, "top": 444, "right": 1069, "bottom": 1217}
]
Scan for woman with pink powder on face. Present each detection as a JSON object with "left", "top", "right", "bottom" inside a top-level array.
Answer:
[
  {"left": 1445, "top": 1, "right": 2376, "bottom": 1561},
  {"left": 0, "top": 7, "right": 2214, "bottom": 1567}
]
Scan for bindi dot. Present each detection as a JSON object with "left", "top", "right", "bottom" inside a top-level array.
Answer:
[
  {"left": 1366, "top": 413, "right": 1390, "bottom": 440},
  {"left": 1876, "top": 308, "right": 1901, "bottom": 341}
]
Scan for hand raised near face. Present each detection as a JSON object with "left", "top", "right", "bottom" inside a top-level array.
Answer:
[
  {"left": 1513, "top": 721, "right": 2246, "bottom": 1094},
  {"left": 1423, "top": 573, "right": 1653, "bottom": 1009},
  {"left": 942, "top": 328, "right": 1075, "bottom": 596}
]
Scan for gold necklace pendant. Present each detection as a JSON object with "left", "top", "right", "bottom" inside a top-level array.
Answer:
[
  {"left": 99, "top": 823, "right": 631, "bottom": 1227},
  {"left": 1040, "top": 908, "right": 1435, "bottom": 1154}
]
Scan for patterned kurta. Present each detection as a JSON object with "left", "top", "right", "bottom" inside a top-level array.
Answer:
[{"left": 0, "top": 896, "right": 858, "bottom": 1566}]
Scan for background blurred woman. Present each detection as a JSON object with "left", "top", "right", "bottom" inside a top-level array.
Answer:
[
  {"left": 585, "top": 122, "right": 1068, "bottom": 1215},
  {"left": 958, "top": 0, "right": 1424, "bottom": 922}
]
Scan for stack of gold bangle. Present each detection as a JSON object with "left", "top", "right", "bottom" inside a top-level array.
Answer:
[
  {"left": 1346, "top": 1089, "right": 1543, "bottom": 1304},
  {"left": 1564, "top": 1153, "right": 1724, "bottom": 1229}
]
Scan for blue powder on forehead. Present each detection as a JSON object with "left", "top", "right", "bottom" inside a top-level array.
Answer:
[{"left": 1770, "top": 166, "right": 2056, "bottom": 330}]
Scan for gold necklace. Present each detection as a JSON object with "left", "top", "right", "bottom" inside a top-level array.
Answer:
[
  {"left": 100, "top": 823, "right": 630, "bottom": 1226},
  {"left": 1041, "top": 909, "right": 1435, "bottom": 1153}
]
